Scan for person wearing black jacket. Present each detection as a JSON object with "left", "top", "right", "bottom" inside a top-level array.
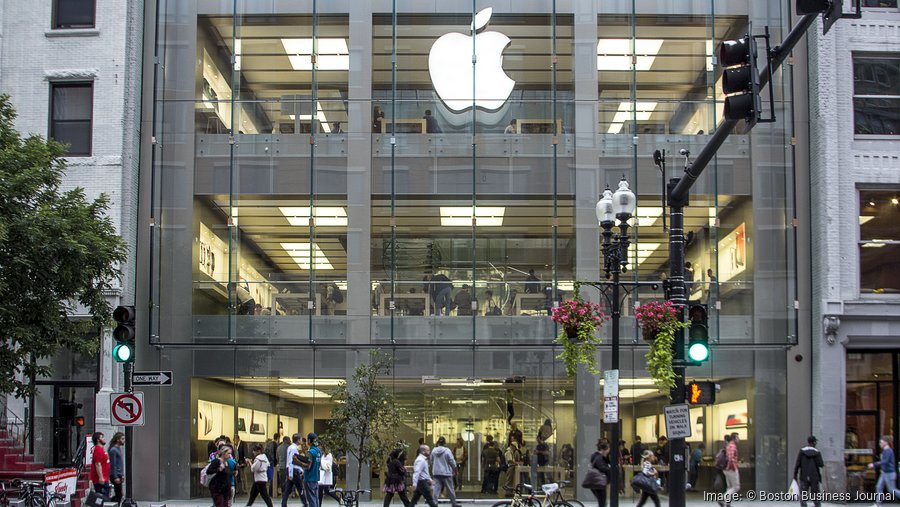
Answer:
[
  {"left": 793, "top": 436, "right": 824, "bottom": 507},
  {"left": 383, "top": 450, "right": 411, "bottom": 507},
  {"left": 209, "top": 447, "right": 236, "bottom": 507},
  {"left": 590, "top": 442, "right": 612, "bottom": 507}
]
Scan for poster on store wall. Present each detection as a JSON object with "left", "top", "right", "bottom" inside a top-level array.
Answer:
[{"left": 45, "top": 468, "right": 78, "bottom": 501}]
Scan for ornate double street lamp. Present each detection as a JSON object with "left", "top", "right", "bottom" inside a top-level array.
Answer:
[{"left": 595, "top": 178, "right": 636, "bottom": 507}]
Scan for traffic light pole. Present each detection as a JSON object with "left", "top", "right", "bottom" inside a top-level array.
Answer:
[
  {"left": 124, "top": 362, "right": 134, "bottom": 501},
  {"left": 664, "top": 13, "right": 819, "bottom": 507}
]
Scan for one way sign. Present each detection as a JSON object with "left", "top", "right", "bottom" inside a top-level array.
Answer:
[{"left": 132, "top": 371, "right": 173, "bottom": 386}]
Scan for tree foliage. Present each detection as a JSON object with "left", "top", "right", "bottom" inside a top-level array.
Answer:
[
  {"left": 0, "top": 94, "right": 128, "bottom": 397},
  {"left": 321, "top": 350, "right": 402, "bottom": 489}
]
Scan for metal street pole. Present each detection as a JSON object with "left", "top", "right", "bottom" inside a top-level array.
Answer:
[
  {"left": 124, "top": 362, "right": 133, "bottom": 501},
  {"left": 666, "top": 183, "right": 687, "bottom": 507},
  {"left": 609, "top": 267, "right": 620, "bottom": 507}
]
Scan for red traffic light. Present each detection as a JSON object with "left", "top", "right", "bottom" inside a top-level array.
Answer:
[{"left": 74, "top": 416, "right": 85, "bottom": 427}]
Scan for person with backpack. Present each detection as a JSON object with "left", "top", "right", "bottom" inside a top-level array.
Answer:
[
  {"left": 247, "top": 443, "right": 274, "bottom": 507},
  {"left": 713, "top": 435, "right": 730, "bottom": 495},
  {"left": 383, "top": 449, "right": 411, "bottom": 507},
  {"left": 303, "top": 433, "right": 322, "bottom": 507},
  {"left": 208, "top": 447, "right": 237, "bottom": 507},
  {"left": 793, "top": 436, "right": 824, "bottom": 507}
]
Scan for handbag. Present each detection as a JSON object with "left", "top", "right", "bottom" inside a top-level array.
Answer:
[
  {"left": 631, "top": 472, "right": 660, "bottom": 493},
  {"left": 582, "top": 467, "right": 608, "bottom": 489}
]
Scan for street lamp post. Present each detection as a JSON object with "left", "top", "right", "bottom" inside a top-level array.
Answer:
[{"left": 595, "top": 177, "right": 636, "bottom": 507}]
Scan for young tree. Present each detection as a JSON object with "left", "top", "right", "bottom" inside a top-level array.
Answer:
[
  {"left": 321, "top": 350, "right": 402, "bottom": 489},
  {"left": 0, "top": 94, "right": 127, "bottom": 397}
]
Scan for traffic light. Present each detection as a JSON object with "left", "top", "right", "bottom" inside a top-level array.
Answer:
[
  {"left": 687, "top": 304, "right": 710, "bottom": 363},
  {"left": 719, "top": 35, "right": 760, "bottom": 127},
  {"left": 796, "top": 0, "right": 844, "bottom": 34},
  {"left": 687, "top": 381, "right": 718, "bottom": 404},
  {"left": 112, "top": 305, "right": 136, "bottom": 363}
]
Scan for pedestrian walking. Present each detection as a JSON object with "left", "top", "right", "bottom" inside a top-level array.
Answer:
[
  {"left": 266, "top": 435, "right": 279, "bottom": 497},
  {"left": 868, "top": 435, "right": 900, "bottom": 505},
  {"left": 277, "top": 436, "right": 291, "bottom": 496},
  {"left": 793, "top": 436, "right": 824, "bottom": 507},
  {"left": 108, "top": 432, "right": 125, "bottom": 504},
  {"left": 430, "top": 437, "right": 460, "bottom": 507},
  {"left": 282, "top": 434, "right": 308, "bottom": 507},
  {"left": 586, "top": 441, "right": 611, "bottom": 507},
  {"left": 208, "top": 447, "right": 237, "bottom": 507},
  {"left": 481, "top": 441, "right": 501, "bottom": 494},
  {"left": 383, "top": 450, "right": 411, "bottom": 507},
  {"left": 720, "top": 433, "right": 740, "bottom": 507},
  {"left": 410, "top": 446, "right": 439, "bottom": 507},
  {"left": 688, "top": 442, "right": 705, "bottom": 491},
  {"left": 319, "top": 445, "right": 342, "bottom": 505},
  {"left": 247, "top": 443, "right": 274, "bottom": 507},
  {"left": 635, "top": 450, "right": 661, "bottom": 507},
  {"left": 91, "top": 432, "right": 111, "bottom": 497},
  {"left": 303, "top": 433, "right": 322, "bottom": 507}
]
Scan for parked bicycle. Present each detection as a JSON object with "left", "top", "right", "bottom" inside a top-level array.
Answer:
[
  {"left": 14, "top": 480, "right": 65, "bottom": 507},
  {"left": 493, "top": 482, "right": 575, "bottom": 507},
  {"left": 334, "top": 487, "right": 369, "bottom": 507}
]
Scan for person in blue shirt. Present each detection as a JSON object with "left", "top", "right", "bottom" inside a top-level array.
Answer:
[
  {"left": 304, "top": 433, "right": 322, "bottom": 507},
  {"left": 108, "top": 432, "right": 125, "bottom": 503},
  {"left": 868, "top": 435, "right": 900, "bottom": 505},
  {"left": 688, "top": 442, "right": 705, "bottom": 491},
  {"left": 227, "top": 445, "right": 239, "bottom": 507}
]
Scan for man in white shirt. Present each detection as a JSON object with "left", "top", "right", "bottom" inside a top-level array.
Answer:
[
  {"left": 410, "top": 446, "right": 439, "bottom": 507},
  {"left": 281, "top": 434, "right": 308, "bottom": 507}
]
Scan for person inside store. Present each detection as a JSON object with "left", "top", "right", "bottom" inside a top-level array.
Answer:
[
  {"left": 403, "top": 287, "right": 426, "bottom": 316},
  {"left": 373, "top": 106, "right": 385, "bottom": 133},
  {"left": 483, "top": 289, "right": 501, "bottom": 316},
  {"left": 688, "top": 441, "right": 705, "bottom": 492},
  {"left": 331, "top": 122, "right": 344, "bottom": 134},
  {"left": 654, "top": 436, "right": 669, "bottom": 492},
  {"left": 454, "top": 284, "right": 474, "bottom": 316},
  {"left": 453, "top": 438, "right": 467, "bottom": 490},
  {"left": 504, "top": 119, "right": 517, "bottom": 134},
  {"left": 524, "top": 269, "right": 541, "bottom": 294},
  {"left": 424, "top": 110, "right": 442, "bottom": 134}
]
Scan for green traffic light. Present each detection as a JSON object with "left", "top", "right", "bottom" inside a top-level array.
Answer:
[
  {"left": 113, "top": 343, "right": 134, "bottom": 363},
  {"left": 688, "top": 342, "right": 709, "bottom": 362}
]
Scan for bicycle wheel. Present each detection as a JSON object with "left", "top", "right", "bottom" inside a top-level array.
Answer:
[
  {"left": 491, "top": 501, "right": 514, "bottom": 507},
  {"left": 551, "top": 501, "right": 574, "bottom": 507},
  {"left": 562, "top": 499, "right": 584, "bottom": 507},
  {"left": 27, "top": 494, "right": 45, "bottom": 507}
]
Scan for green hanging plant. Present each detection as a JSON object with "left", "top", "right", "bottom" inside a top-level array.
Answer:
[
  {"left": 637, "top": 300, "right": 689, "bottom": 398},
  {"left": 552, "top": 285, "right": 608, "bottom": 378}
]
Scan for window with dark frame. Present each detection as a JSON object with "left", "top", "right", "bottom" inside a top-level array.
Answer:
[
  {"left": 853, "top": 56, "right": 900, "bottom": 136},
  {"left": 863, "top": 0, "right": 898, "bottom": 7},
  {"left": 859, "top": 189, "right": 900, "bottom": 293},
  {"left": 50, "top": 82, "right": 93, "bottom": 157},
  {"left": 53, "top": 0, "right": 96, "bottom": 29}
]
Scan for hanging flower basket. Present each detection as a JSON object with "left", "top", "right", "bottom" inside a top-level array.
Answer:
[
  {"left": 551, "top": 288, "right": 608, "bottom": 378},
  {"left": 636, "top": 300, "right": 689, "bottom": 397}
]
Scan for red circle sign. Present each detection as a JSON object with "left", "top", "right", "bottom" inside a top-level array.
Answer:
[{"left": 112, "top": 394, "right": 143, "bottom": 424}]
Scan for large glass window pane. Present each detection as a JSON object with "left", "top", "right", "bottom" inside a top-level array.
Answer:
[
  {"left": 853, "top": 57, "right": 900, "bottom": 135},
  {"left": 859, "top": 190, "right": 900, "bottom": 293},
  {"left": 54, "top": 0, "right": 95, "bottom": 29}
]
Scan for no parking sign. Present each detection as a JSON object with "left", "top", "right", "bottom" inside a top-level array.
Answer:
[{"left": 111, "top": 392, "right": 145, "bottom": 426}]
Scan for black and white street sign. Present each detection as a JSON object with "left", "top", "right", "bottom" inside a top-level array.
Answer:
[
  {"left": 133, "top": 371, "right": 173, "bottom": 386},
  {"left": 664, "top": 403, "right": 692, "bottom": 439},
  {"left": 111, "top": 392, "right": 145, "bottom": 426}
]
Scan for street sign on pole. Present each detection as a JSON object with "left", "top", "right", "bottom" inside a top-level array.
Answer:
[
  {"left": 664, "top": 404, "right": 692, "bottom": 439},
  {"left": 132, "top": 371, "right": 173, "bottom": 386},
  {"left": 603, "top": 396, "right": 619, "bottom": 423},
  {"left": 111, "top": 392, "right": 145, "bottom": 426},
  {"left": 603, "top": 369, "right": 619, "bottom": 397}
]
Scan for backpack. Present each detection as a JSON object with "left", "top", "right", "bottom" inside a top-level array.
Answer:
[
  {"left": 200, "top": 460, "right": 213, "bottom": 487},
  {"left": 499, "top": 450, "right": 509, "bottom": 472},
  {"left": 714, "top": 448, "right": 728, "bottom": 470},
  {"left": 330, "top": 285, "right": 343, "bottom": 303}
]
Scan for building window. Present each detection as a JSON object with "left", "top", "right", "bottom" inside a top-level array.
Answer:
[
  {"left": 53, "top": 0, "right": 96, "bottom": 29},
  {"left": 50, "top": 82, "right": 93, "bottom": 157},
  {"left": 853, "top": 56, "right": 900, "bottom": 135},
  {"left": 859, "top": 189, "right": 900, "bottom": 293},
  {"left": 863, "top": 0, "right": 898, "bottom": 7}
]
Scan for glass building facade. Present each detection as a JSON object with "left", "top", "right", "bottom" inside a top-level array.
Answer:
[{"left": 138, "top": 0, "right": 801, "bottom": 501}]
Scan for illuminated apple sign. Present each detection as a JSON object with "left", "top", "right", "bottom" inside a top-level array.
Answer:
[{"left": 428, "top": 8, "right": 515, "bottom": 112}]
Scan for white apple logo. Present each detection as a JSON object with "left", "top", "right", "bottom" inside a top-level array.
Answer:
[{"left": 428, "top": 8, "right": 515, "bottom": 112}]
